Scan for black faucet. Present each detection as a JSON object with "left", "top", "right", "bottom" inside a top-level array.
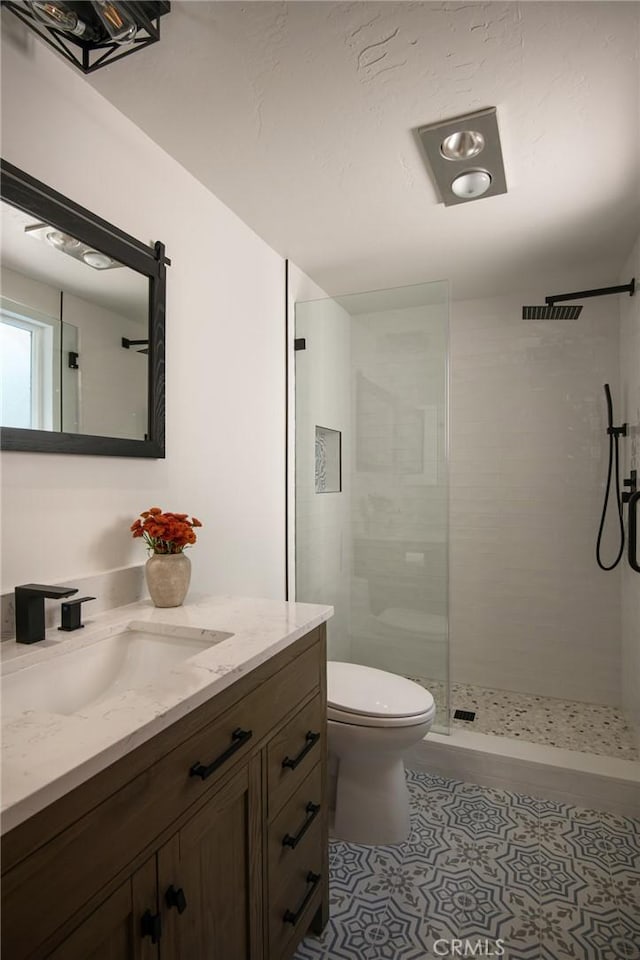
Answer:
[{"left": 14, "top": 584, "right": 78, "bottom": 644}]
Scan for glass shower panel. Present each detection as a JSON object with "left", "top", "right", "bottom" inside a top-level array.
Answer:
[{"left": 295, "top": 280, "right": 450, "bottom": 732}]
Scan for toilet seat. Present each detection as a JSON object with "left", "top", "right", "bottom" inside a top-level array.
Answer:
[{"left": 327, "top": 661, "right": 436, "bottom": 728}]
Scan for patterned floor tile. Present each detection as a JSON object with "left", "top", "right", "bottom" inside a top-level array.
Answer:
[
  {"left": 367, "top": 896, "right": 444, "bottom": 960},
  {"left": 611, "top": 865, "right": 640, "bottom": 958},
  {"left": 611, "top": 864, "right": 640, "bottom": 919},
  {"left": 566, "top": 906, "right": 636, "bottom": 960},
  {"left": 569, "top": 821, "right": 634, "bottom": 870},
  {"left": 293, "top": 930, "right": 328, "bottom": 959},
  {"left": 500, "top": 943, "right": 543, "bottom": 960},
  {"left": 293, "top": 770, "right": 640, "bottom": 960},
  {"left": 433, "top": 830, "right": 510, "bottom": 879},
  {"left": 421, "top": 866, "right": 513, "bottom": 933},
  {"left": 598, "top": 822, "right": 640, "bottom": 872},
  {"left": 502, "top": 847, "right": 588, "bottom": 906},
  {"left": 538, "top": 805, "right": 612, "bottom": 863},
  {"left": 321, "top": 898, "right": 393, "bottom": 960},
  {"left": 437, "top": 785, "right": 539, "bottom": 846},
  {"left": 330, "top": 841, "right": 389, "bottom": 889},
  {"left": 398, "top": 813, "right": 456, "bottom": 865}
]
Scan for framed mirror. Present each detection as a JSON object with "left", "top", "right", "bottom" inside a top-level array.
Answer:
[{"left": 0, "top": 159, "right": 167, "bottom": 457}]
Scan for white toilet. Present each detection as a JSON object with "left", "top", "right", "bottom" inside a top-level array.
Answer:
[{"left": 327, "top": 661, "right": 436, "bottom": 845}]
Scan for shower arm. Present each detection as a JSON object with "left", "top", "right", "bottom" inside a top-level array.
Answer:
[{"left": 546, "top": 279, "right": 635, "bottom": 306}]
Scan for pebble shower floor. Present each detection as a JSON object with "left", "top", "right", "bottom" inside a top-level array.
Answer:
[{"left": 293, "top": 770, "right": 640, "bottom": 960}]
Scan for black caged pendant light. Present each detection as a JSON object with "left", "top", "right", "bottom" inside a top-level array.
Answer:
[{"left": 2, "top": 1, "right": 170, "bottom": 73}]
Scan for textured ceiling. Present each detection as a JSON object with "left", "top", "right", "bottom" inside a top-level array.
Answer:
[{"left": 90, "top": 1, "right": 640, "bottom": 299}]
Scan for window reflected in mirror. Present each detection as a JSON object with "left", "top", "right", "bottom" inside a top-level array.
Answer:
[{"left": 0, "top": 199, "right": 150, "bottom": 441}]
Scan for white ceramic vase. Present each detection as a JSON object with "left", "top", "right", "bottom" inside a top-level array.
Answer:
[{"left": 145, "top": 553, "right": 191, "bottom": 607}]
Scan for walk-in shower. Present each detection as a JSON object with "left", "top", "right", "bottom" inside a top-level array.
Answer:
[{"left": 292, "top": 278, "right": 639, "bottom": 806}]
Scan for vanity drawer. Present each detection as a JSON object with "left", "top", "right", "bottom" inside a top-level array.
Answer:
[
  {"left": 267, "top": 695, "right": 324, "bottom": 817},
  {"left": 268, "top": 763, "right": 322, "bottom": 888},
  {"left": 131, "top": 640, "right": 323, "bottom": 836},
  {"left": 268, "top": 839, "right": 323, "bottom": 960}
]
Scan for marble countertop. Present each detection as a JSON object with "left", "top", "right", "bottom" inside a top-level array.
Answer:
[{"left": 0, "top": 594, "right": 333, "bottom": 834}]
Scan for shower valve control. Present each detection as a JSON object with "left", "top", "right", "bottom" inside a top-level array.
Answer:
[{"left": 623, "top": 470, "right": 638, "bottom": 502}]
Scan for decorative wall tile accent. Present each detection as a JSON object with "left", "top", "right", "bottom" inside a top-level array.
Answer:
[
  {"left": 294, "top": 770, "right": 640, "bottom": 960},
  {"left": 315, "top": 426, "right": 342, "bottom": 493}
]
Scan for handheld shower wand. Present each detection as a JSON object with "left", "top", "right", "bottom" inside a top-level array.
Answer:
[{"left": 595, "top": 384, "right": 626, "bottom": 570}]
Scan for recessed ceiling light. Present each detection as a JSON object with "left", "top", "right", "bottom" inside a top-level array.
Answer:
[
  {"left": 82, "top": 249, "right": 114, "bottom": 270},
  {"left": 440, "top": 130, "right": 485, "bottom": 161},
  {"left": 417, "top": 107, "right": 507, "bottom": 206},
  {"left": 451, "top": 170, "right": 492, "bottom": 199},
  {"left": 24, "top": 221, "right": 124, "bottom": 270},
  {"left": 46, "top": 230, "right": 81, "bottom": 251}
]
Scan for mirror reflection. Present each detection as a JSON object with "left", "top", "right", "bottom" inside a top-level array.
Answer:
[{"left": 0, "top": 200, "right": 150, "bottom": 441}]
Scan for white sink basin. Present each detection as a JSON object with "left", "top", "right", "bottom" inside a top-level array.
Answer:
[{"left": 1, "top": 622, "right": 233, "bottom": 717}]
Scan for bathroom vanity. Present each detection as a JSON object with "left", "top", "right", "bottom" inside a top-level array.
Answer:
[{"left": 0, "top": 596, "right": 332, "bottom": 960}]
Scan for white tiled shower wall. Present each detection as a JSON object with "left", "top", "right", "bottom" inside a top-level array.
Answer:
[
  {"left": 449, "top": 293, "right": 622, "bottom": 706},
  {"left": 619, "top": 234, "right": 640, "bottom": 747},
  {"left": 349, "top": 305, "right": 448, "bottom": 683}
]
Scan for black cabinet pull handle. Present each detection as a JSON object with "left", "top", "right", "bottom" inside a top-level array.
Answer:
[
  {"left": 282, "top": 802, "right": 321, "bottom": 849},
  {"left": 165, "top": 884, "right": 187, "bottom": 914},
  {"left": 283, "top": 872, "right": 321, "bottom": 926},
  {"left": 282, "top": 731, "right": 320, "bottom": 770},
  {"left": 189, "top": 728, "right": 253, "bottom": 780},
  {"left": 141, "top": 910, "right": 162, "bottom": 943}
]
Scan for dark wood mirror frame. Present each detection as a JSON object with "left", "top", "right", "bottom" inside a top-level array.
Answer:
[{"left": 0, "top": 159, "right": 167, "bottom": 458}]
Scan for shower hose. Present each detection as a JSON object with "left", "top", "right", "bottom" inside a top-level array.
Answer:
[{"left": 596, "top": 383, "right": 625, "bottom": 570}]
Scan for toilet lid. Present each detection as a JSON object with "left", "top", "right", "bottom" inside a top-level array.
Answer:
[{"left": 327, "top": 661, "right": 434, "bottom": 719}]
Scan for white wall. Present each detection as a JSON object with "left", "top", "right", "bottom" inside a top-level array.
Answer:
[
  {"left": 1, "top": 265, "right": 59, "bottom": 317},
  {"left": 62, "top": 292, "right": 147, "bottom": 440},
  {"left": 619, "top": 235, "right": 640, "bottom": 744},
  {"left": 449, "top": 293, "right": 622, "bottom": 705},
  {"left": 1, "top": 21, "right": 286, "bottom": 600}
]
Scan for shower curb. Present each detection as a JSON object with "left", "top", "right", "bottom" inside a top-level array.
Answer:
[{"left": 404, "top": 730, "right": 640, "bottom": 817}]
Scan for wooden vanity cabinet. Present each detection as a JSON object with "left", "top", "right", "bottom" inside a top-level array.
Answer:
[
  {"left": 1, "top": 624, "right": 328, "bottom": 960},
  {"left": 46, "top": 859, "right": 158, "bottom": 960},
  {"left": 158, "top": 758, "right": 262, "bottom": 960}
]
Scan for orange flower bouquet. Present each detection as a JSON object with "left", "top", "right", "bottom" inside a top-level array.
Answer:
[
  {"left": 131, "top": 507, "right": 203, "bottom": 607},
  {"left": 130, "top": 507, "right": 203, "bottom": 555}
]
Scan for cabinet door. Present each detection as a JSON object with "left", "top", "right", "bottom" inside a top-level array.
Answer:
[
  {"left": 47, "top": 857, "right": 158, "bottom": 960},
  {"left": 158, "top": 757, "right": 262, "bottom": 960}
]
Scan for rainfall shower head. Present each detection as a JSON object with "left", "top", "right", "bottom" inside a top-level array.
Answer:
[
  {"left": 522, "top": 279, "right": 635, "bottom": 321},
  {"left": 522, "top": 304, "right": 582, "bottom": 320}
]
